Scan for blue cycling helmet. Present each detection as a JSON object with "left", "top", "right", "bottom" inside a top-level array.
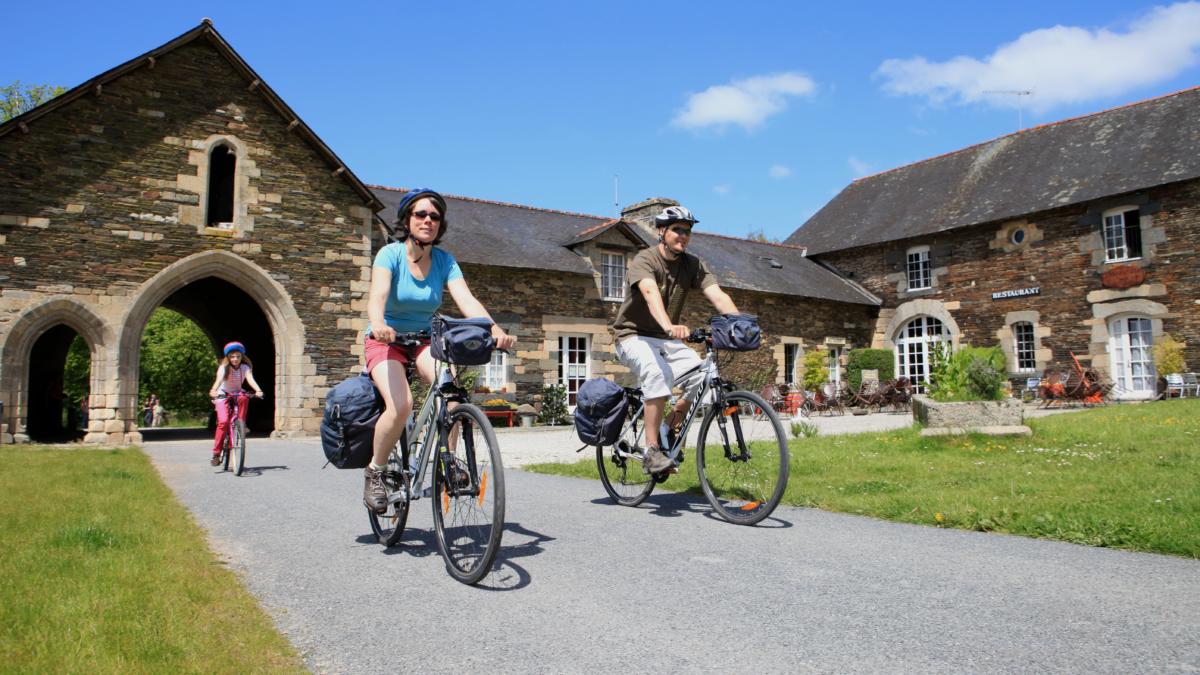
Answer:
[
  {"left": 223, "top": 341, "right": 246, "bottom": 356},
  {"left": 395, "top": 187, "right": 449, "bottom": 244}
]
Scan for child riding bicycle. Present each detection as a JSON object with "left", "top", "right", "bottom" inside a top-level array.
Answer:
[{"left": 208, "top": 341, "right": 264, "bottom": 466}]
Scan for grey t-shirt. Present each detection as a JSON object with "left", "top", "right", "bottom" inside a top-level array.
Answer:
[{"left": 612, "top": 247, "right": 716, "bottom": 340}]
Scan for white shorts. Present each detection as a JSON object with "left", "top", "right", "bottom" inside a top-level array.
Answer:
[{"left": 615, "top": 336, "right": 704, "bottom": 402}]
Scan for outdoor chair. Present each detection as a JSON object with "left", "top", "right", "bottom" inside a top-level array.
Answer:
[
  {"left": 1164, "top": 374, "right": 1186, "bottom": 399},
  {"left": 1184, "top": 373, "right": 1200, "bottom": 397}
]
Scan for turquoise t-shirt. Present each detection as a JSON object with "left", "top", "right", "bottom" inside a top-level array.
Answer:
[{"left": 368, "top": 242, "right": 464, "bottom": 334}]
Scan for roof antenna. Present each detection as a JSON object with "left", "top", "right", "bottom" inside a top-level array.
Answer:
[
  {"left": 983, "top": 90, "right": 1032, "bottom": 130},
  {"left": 613, "top": 174, "right": 619, "bottom": 218}
]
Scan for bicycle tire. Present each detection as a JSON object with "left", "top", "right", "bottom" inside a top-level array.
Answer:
[
  {"left": 596, "top": 442, "right": 655, "bottom": 507},
  {"left": 221, "top": 435, "right": 231, "bottom": 472},
  {"left": 232, "top": 419, "right": 246, "bottom": 476},
  {"left": 367, "top": 450, "right": 410, "bottom": 547},
  {"left": 695, "top": 390, "right": 789, "bottom": 526},
  {"left": 431, "top": 404, "right": 505, "bottom": 585}
]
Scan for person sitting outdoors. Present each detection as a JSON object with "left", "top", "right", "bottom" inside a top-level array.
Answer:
[
  {"left": 362, "top": 188, "right": 516, "bottom": 512},
  {"left": 611, "top": 205, "right": 741, "bottom": 473}
]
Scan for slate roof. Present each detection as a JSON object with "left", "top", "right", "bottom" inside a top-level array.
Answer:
[
  {"left": 372, "top": 186, "right": 878, "bottom": 305},
  {"left": 0, "top": 20, "right": 382, "bottom": 212},
  {"left": 786, "top": 86, "right": 1200, "bottom": 255}
]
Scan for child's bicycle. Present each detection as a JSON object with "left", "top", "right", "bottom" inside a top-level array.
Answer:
[
  {"left": 594, "top": 328, "right": 789, "bottom": 525},
  {"left": 215, "top": 391, "right": 258, "bottom": 476},
  {"left": 365, "top": 331, "right": 505, "bottom": 585}
]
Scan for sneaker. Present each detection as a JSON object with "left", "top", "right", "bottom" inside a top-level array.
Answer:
[
  {"left": 642, "top": 446, "right": 673, "bottom": 474},
  {"left": 442, "top": 453, "right": 471, "bottom": 491},
  {"left": 363, "top": 466, "right": 388, "bottom": 513},
  {"left": 210, "top": 454, "right": 221, "bottom": 467}
]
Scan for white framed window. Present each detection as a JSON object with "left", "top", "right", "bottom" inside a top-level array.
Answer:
[
  {"left": 600, "top": 252, "right": 626, "bottom": 301},
  {"left": 482, "top": 350, "right": 507, "bottom": 391},
  {"left": 558, "top": 334, "right": 590, "bottom": 407},
  {"left": 783, "top": 344, "right": 800, "bottom": 386},
  {"left": 895, "top": 316, "right": 948, "bottom": 393},
  {"left": 1109, "top": 316, "right": 1155, "bottom": 399},
  {"left": 1012, "top": 322, "right": 1036, "bottom": 373},
  {"left": 828, "top": 346, "right": 842, "bottom": 389},
  {"left": 1102, "top": 207, "right": 1142, "bottom": 262},
  {"left": 906, "top": 247, "right": 931, "bottom": 291}
]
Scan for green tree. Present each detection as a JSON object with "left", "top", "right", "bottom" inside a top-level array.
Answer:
[
  {"left": 1, "top": 81, "right": 67, "bottom": 122},
  {"left": 746, "top": 227, "right": 779, "bottom": 243},
  {"left": 802, "top": 349, "right": 828, "bottom": 390},
  {"left": 139, "top": 308, "right": 218, "bottom": 417},
  {"left": 63, "top": 336, "right": 91, "bottom": 406}
]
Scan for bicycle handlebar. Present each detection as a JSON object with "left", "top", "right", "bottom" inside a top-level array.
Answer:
[{"left": 685, "top": 328, "right": 712, "bottom": 344}]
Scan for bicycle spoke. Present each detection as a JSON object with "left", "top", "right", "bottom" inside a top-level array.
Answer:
[
  {"left": 697, "top": 391, "right": 789, "bottom": 525},
  {"left": 432, "top": 404, "right": 504, "bottom": 585}
]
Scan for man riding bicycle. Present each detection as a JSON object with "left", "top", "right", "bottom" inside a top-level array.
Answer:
[{"left": 612, "top": 205, "right": 741, "bottom": 474}]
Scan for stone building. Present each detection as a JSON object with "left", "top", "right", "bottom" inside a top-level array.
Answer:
[
  {"left": 786, "top": 87, "right": 1200, "bottom": 399},
  {"left": 370, "top": 189, "right": 881, "bottom": 406},
  {"left": 1, "top": 22, "right": 878, "bottom": 443},
  {"left": 0, "top": 22, "right": 381, "bottom": 442}
]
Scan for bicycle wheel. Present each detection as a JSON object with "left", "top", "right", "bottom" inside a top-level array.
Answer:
[
  {"left": 221, "top": 434, "right": 231, "bottom": 472},
  {"left": 595, "top": 415, "right": 655, "bottom": 506},
  {"left": 367, "top": 451, "right": 410, "bottom": 547},
  {"left": 695, "top": 391, "right": 789, "bottom": 525},
  {"left": 431, "top": 404, "right": 505, "bottom": 585},
  {"left": 232, "top": 419, "right": 247, "bottom": 476}
]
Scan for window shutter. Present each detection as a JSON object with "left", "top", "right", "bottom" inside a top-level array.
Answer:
[{"left": 1123, "top": 209, "right": 1142, "bottom": 258}]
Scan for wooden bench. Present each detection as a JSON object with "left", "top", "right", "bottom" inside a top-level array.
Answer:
[{"left": 482, "top": 408, "right": 515, "bottom": 427}]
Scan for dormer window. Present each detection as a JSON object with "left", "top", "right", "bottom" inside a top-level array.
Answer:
[
  {"left": 206, "top": 144, "right": 236, "bottom": 227},
  {"left": 906, "top": 247, "right": 931, "bottom": 290},
  {"left": 1103, "top": 207, "right": 1142, "bottom": 262},
  {"left": 601, "top": 252, "right": 626, "bottom": 301}
]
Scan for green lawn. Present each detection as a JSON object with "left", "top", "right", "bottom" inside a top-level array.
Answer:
[
  {"left": 0, "top": 446, "right": 304, "bottom": 673},
  {"left": 527, "top": 399, "right": 1200, "bottom": 557}
]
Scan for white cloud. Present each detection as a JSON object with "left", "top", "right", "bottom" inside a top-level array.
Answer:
[
  {"left": 876, "top": 2, "right": 1200, "bottom": 113},
  {"left": 768, "top": 164, "right": 792, "bottom": 179},
  {"left": 848, "top": 156, "right": 875, "bottom": 177},
  {"left": 713, "top": 184, "right": 733, "bottom": 196},
  {"left": 672, "top": 72, "right": 816, "bottom": 131}
]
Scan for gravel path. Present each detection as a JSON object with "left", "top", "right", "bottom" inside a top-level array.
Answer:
[{"left": 143, "top": 428, "right": 1199, "bottom": 674}]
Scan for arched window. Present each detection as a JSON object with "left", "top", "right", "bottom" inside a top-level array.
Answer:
[
  {"left": 895, "top": 316, "right": 948, "bottom": 392},
  {"left": 206, "top": 144, "right": 236, "bottom": 227},
  {"left": 1012, "top": 321, "right": 1036, "bottom": 373},
  {"left": 1108, "top": 316, "right": 1155, "bottom": 399}
]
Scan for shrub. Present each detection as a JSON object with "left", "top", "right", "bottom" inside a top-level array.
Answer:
[
  {"left": 1152, "top": 334, "right": 1187, "bottom": 375},
  {"left": 802, "top": 350, "right": 827, "bottom": 391},
  {"left": 927, "top": 343, "right": 1008, "bottom": 401},
  {"left": 847, "top": 348, "right": 894, "bottom": 390},
  {"left": 790, "top": 420, "right": 819, "bottom": 438},
  {"left": 538, "top": 384, "right": 570, "bottom": 426}
]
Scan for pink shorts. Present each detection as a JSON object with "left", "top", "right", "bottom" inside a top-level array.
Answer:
[{"left": 364, "top": 336, "right": 429, "bottom": 375}]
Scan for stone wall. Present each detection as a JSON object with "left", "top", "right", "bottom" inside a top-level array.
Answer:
[
  {"left": 816, "top": 179, "right": 1200, "bottom": 387},
  {"left": 455, "top": 258, "right": 877, "bottom": 402},
  {"left": 0, "top": 39, "right": 373, "bottom": 442}
]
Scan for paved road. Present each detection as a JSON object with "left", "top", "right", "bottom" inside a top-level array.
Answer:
[{"left": 144, "top": 437, "right": 1199, "bottom": 674}]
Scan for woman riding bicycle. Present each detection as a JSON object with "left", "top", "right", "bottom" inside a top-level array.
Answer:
[
  {"left": 362, "top": 188, "right": 515, "bottom": 513},
  {"left": 207, "top": 341, "right": 264, "bottom": 466}
]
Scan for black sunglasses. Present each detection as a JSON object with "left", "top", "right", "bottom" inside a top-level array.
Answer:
[{"left": 412, "top": 210, "right": 442, "bottom": 222}]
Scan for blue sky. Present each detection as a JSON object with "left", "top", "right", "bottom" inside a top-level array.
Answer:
[{"left": 8, "top": 1, "right": 1200, "bottom": 240}]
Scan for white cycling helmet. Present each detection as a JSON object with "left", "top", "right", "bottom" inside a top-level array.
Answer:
[{"left": 654, "top": 205, "right": 699, "bottom": 228}]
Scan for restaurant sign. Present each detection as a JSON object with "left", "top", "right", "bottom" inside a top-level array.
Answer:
[{"left": 991, "top": 286, "right": 1041, "bottom": 300}]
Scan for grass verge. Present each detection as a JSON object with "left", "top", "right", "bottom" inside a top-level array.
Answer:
[
  {"left": 0, "top": 446, "right": 304, "bottom": 673},
  {"left": 527, "top": 399, "right": 1200, "bottom": 557}
]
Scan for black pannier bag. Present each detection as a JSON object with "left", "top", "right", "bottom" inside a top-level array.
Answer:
[
  {"left": 574, "top": 377, "right": 629, "bottom": 446},
  {"left": 710, "top": 313, "right": 762, "bottom": 351},
  {"left": 431, "top": 314, "right": 496, "bottom": 365},
  {"left": 320, "top": 373, "right": 383, "bottom": 469}
]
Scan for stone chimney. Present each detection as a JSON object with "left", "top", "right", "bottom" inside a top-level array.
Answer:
[{"left": 620, "top": 197, "right": 678, "bottom": 240}]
